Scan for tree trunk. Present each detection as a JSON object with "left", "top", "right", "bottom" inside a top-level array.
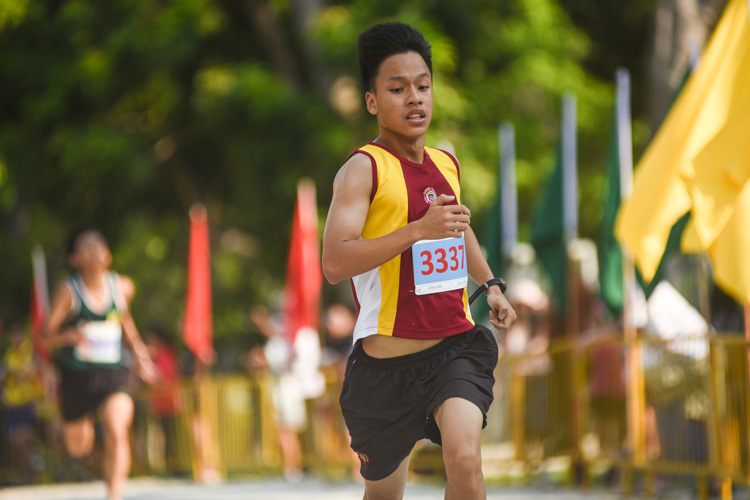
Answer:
[
  {"left": 646, "top": 0, "right": 728, "bottom": 126},
  {"left": 243, "top": 0, "right": 303, "bottom": 90}
]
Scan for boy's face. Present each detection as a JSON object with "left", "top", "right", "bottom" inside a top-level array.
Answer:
[
  {"left": 69, "top": 231, "right": 112, "bottom": 271},
  {"left": 366, "top": 51, "right": 433, "bottom": 141}
]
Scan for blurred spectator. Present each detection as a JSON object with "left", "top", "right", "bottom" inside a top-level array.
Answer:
[
  {"left": 246, "top": 306, "right": 305, "bottom": 482},
  {"left": 503, "top": 278, "right": 552, "bottom": 458},
  {"left": 1, "top": 322, "right": 44, "bottom": 483},
  {"left": 321, "top": 303, "right": 356, "bottom": 381},
  {"left": 582, "top": 301, "right": 626, "bottom": 474},
  {"left": 146, "top": 327, "right": 182, "bottom": 473},
  {"left": 320, "top": 303, "right": 359, "bottom": 480},
  {"left": 0, "top": 316, "right": 7, "bottom": 477},
  {"left": 181, "top": 345, "right": 221, "bottom": 485},
  {"left": 503, "top": 277, "right": 551, "bottom": 364}
]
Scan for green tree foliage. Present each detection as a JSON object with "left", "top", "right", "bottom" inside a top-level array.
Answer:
[{"left": 0, "top": 0, "right": 616, "bottom": 363}]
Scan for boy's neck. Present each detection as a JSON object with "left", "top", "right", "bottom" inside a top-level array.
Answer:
[
  {"left": 374, "top": 134, "right": 425, "bottom": 163},
  {"left": 78, "top": 268, "right": 108, "bottom": 289}
]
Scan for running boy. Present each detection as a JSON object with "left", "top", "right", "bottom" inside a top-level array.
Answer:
[
  {"left": 43, "top": 227, "right": 156, "bottom": 500},
  {"left": 322, "top": 22, "right": 516, "bottom": 500}
]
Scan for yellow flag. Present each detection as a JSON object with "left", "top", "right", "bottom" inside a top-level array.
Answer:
[
  {"left": 707, "top": 182, "right": 750, "bottom": 304},
  {"left": 615, "top": 0, "right": 750, "bottom": 282},
  {"left": 681, "top": 0, "right": 750, "bottom": 304},
  {"left": 682, "top": 95, "right": 750, "bottom": 252}
]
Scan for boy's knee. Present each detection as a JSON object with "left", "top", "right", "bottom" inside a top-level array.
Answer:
[
  {"left": 443, "top": 447, "right": 482, "bottom": 479},
  {"left": 65, "top": 439, "right": 93, "bottom": 458}
]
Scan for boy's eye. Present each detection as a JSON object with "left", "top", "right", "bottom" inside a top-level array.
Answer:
[
  {"left": 390, "top": 88, "right": 403, "bottom": 93},
  {"left": 419, "top": 85, "right": 430, "bottom": 91}
]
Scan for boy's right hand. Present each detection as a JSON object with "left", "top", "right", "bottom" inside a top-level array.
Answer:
[
  {"left": 61, "top": 327, "right": 85, "bottom": 347},
  {"left": 418, "top": 194, "right": 471, "bottom": 240}
]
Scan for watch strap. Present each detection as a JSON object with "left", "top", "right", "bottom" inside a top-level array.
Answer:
[{"left": 468, "top": 278, "right": 507, "bottom": 306}]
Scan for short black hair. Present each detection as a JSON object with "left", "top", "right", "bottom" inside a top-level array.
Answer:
[
  {"left": 66, "top": 225, "right": 106, "bottom": 257},
  {"left": 357, "top": 22, "right": 432, "bottom": 92}
]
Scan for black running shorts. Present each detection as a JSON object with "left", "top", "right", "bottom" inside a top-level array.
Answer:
[
  {"left": 60, "top": 366, "right": 131, "bottom": 422},
  {"left": 339, "top": 325, "right": 498, "bottom": 481}
]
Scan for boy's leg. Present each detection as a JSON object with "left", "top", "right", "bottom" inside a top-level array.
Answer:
[
  {"left": 62, "top": 417, "right": 96, "bottom": 458},
  {"left": 363, "top": 454, "right": 411, "bottom": 500},
  {"left": 433, "top": 397, "right": 485, "bottom": 500},
  {"left": 98, "top": 392, "right": 134, "bottom": 500}
]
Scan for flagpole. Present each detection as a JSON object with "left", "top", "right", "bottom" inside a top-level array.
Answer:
[
  {"left": 561, "top": 92, "right": 586, "bottom": 484},
  {"left": 499, "top": 122, "right": 517, "bottom": 260},
  {"left": 743, "top": 0, "right": 749, "bottom": 341},
  {"left": 561, "top": 94, "right": 580, "bottom": 336},
  {"left": 617, "top": 67, "right": 637, "bottom": 344},
  {"left": 561, "top": 93, "right": 580, "bottom": 334},
  {"left": 615, "top": 68, "right": 647, "bottom": 490},
  {"left": 31, "top": 246, "right": 51, "bottom": 360},
  {"left": 562, "top": 93, "right": 578, "bottom": 243},
  {"left": 30, "top": 246, "right": 59, "bottom": 444}
]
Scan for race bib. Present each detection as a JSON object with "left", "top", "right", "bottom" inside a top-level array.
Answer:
[
  {"left": 412, "top": 234, "right": 468, "bottom": 295},
  {"left": 74, "top": 321, "right": 122, "bottom": 364}
]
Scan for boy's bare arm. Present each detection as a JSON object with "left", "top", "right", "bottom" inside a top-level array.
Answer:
[
  {"left": 119, "top": 275, "right": 157, "bottom": 383},
  {"left": 43, "top": 285, "right": 84, "bottom": 349},
  {"left": 465, "top": 225, "right": 516, "bottom": 331}
]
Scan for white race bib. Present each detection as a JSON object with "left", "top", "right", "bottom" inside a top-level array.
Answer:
[
  {"left": 74, "top": 321, "right": 123, "bottom": 363},
  {"left": 412, "top": 234, "right": 468, "bottom": 295}
]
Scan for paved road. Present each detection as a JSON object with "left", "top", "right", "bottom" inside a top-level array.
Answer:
[{"left": 0, "top": 477, "right": 670, "bottom": 500}]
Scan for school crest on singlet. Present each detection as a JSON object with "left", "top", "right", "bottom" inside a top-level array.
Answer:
[{"left": 423, "top": 186, "right": 437, "bottom": 204}]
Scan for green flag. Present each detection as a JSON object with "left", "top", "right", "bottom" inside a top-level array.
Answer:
[
  {"left": 640, "top": 215, "right": 689, "bottom": 297},
  {"left": 475, "top": 193, "right": 503, "bottom": 321},
  {"left": 531, "top": 148, "right": 567, "bottom": 312},
  {"left": 599, "top": 111, "right": 624, "bottom": 313},
  {"left": 474, "top": 122, "right": 515, "bottom": 322}
]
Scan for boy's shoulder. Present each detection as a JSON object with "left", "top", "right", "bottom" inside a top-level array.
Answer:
[{"left": 425, "top": 146, "right": 459, "bottom": 166}]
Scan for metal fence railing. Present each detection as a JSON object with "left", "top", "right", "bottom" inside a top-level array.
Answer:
[{"left": 2, "top": 335, "right": 750, "bottom": 499}]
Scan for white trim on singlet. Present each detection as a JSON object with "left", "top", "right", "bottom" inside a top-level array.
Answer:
[
  {"left": 350, "top": 266, "right": 384, "bottom": 344},
  {"left": 65, "top": 279, "right": 81, "bottom": 316},
  {"left": 68, "top": 272, "right": 120, "bottom": 317},
  {"left": 111, "top": 272, "right": 128, "bottom": 313}
]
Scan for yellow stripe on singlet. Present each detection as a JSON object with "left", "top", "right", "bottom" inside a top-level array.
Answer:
[{"left": 359, "top": 144, "right": 408, "bottom": 336}]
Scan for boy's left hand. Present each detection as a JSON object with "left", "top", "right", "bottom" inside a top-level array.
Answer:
[
  {"left": 487, "top": 290, "right": 516, "bottom": 331},
  {"left": 137, "top": 356, "right": 158, "bottom": 384}
]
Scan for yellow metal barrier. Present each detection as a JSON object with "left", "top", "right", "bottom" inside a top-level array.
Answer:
[
  {"left": 2, "top": 335, "right": 750, "bottom": 497},
  {"left": 476, "top": 334, "right": 750, "bottom": 499}
]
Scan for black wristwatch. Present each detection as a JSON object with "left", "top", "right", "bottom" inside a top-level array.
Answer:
[{"left": 468, "top": 278, "right": 507, "bottom": 305}]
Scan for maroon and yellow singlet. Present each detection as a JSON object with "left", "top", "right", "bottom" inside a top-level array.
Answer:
[{"left": 350, "top": 142, "right": 475, "bottom": 343}]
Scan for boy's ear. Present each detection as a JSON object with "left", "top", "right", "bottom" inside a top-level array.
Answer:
[{"left": 365, "top": 91, "right": 377, "bottom": 116}]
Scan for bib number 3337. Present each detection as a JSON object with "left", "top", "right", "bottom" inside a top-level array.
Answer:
[{"left": 412, "top": 234, "right": 468, "bottom": 295}]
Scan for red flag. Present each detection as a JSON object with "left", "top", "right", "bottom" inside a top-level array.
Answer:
[
  {"left": 282, "top": 179, "right": 322, "bottom": 343},
  {"left": 30, "top": 246, "right": 52, "bottom": 362},
  {"left": 183, "top": 204, "right": 214, "bottom": 362}
]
